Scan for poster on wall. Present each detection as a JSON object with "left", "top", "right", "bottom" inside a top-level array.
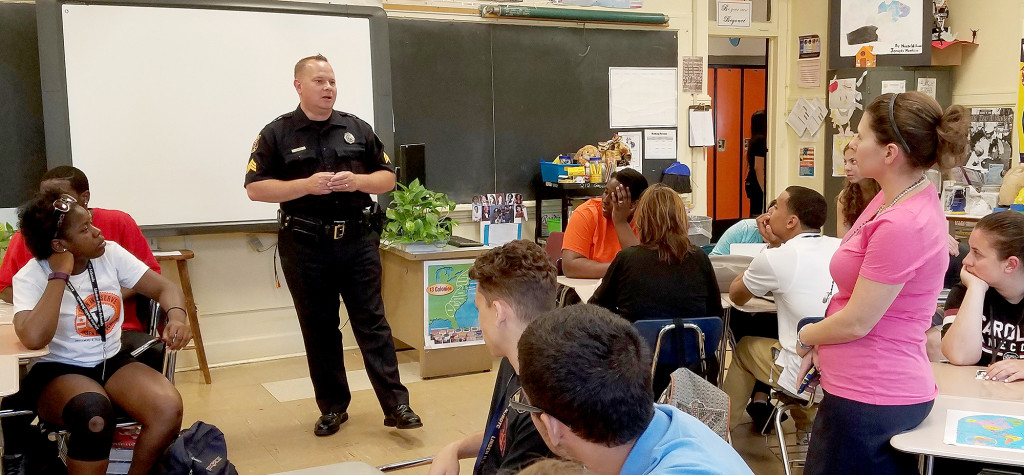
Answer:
[
  {"left": 799, "top": 146, "right": 816, "bottom": 177},
  {"left": 423, "top": 259, "right": 484, "bottom": 350},
  {"left": 967, "top": 108, "right": 1014, "bottom": 175},
  {"left": 833, "top": 135, "right": 855, "bottom": 177},
  {"left": 1018, "top": 33, "right": 1024, "bottom": 165},
  {"left": 839, "top": 0, "right": 924, "bottom": 57}
]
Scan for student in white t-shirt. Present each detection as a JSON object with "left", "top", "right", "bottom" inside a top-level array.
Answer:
[
  {"left": 723, "top": 186, "right": 840, "bottom": 436},
  {"left": 12, "top": 190, "right": 192, "bottom": 475}
]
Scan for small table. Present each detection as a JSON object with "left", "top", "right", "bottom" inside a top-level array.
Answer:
[
  {"left": 719, "top": 293, "right": 777, "bottom": 386},
  {"left": 890, "top": 363, "right": 1024, "bottom": 473},
  {"left": 154, "top": 250, "right": 211, "bottom": 384},
  {"left": 534, "top": 180, "right": 605, "bottom": 243},
  {"left": 381, "top": 245, "right": 493, "bottom": 378},
  {"left": 556, "top": 276, "right": 602, "bottom": 303}
]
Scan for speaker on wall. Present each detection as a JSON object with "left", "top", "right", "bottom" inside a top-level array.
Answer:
[{"left": 397, "top": 143, "right": 426, "bottom": 187}]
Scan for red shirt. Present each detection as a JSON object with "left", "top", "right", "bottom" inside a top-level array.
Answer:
[{"left": 0, "top": 208, "right": 160, "bottom": 332}]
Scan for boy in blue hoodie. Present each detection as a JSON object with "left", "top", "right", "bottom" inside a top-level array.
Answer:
[{"left": 515, "top": 304, "right": 754, "bottom": 475}]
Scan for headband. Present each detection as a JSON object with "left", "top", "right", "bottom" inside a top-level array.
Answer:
[{"left": 888, "top": 93, "right": 911, "bottom": 154}]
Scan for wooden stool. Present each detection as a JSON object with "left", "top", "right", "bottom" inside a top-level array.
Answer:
[{"left": 155, "top": 250, "right": 212, "bottom": 384}]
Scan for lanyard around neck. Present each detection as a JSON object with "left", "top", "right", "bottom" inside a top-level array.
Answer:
[{"left": 66, "top": 261, "right": 106, "bottom": 342}]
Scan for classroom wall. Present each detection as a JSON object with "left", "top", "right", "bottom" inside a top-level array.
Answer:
[
  {"left": 156, "top": 0, "right": 703, "bottom": 368},
  {"left": 779, "top": 0, "right": 828, "bottom": 195}
]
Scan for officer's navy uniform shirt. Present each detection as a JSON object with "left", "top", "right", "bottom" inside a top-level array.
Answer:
[{"left": 244, "top": 106, "right": 393, "bottom": 220}]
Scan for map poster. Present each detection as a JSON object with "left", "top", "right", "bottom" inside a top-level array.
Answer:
[
  {"left": 423, "top": 259, "right": 484, "bottom": 350},
  {"left": 943, "top": 409, "right": 1024, "bottom": 452}
]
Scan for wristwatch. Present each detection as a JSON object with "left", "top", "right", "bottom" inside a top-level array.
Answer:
[
  {"left": 796, "top": 330, "right": 812, "bottom": 351},
  {"left": 48, "top": 272, "right": 70, "bottom": 282}
]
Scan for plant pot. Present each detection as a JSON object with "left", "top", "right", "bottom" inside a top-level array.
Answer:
[{"left": 399, "top": 240, "right": 448, "bottom": 254}]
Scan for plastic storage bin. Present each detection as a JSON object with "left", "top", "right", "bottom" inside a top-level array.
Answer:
[{"left": 540, "top": 159, "right": 575, "bottom": 183}]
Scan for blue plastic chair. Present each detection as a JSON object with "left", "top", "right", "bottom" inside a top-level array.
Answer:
[{"left": 633, "top": 317, "right": 723, "bottom": 381}]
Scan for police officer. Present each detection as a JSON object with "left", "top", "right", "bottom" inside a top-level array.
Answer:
[{"left": 245, "top": 55, "right": 421, "bottom": 436}]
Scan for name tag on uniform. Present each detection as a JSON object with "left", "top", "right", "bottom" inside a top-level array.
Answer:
[{"left": 291, "top": 146, "right": 307, "bottom": 153}]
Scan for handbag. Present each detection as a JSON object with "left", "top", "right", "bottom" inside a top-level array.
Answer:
[{"left": 657, "top": 367, "right": 730, "bottom": 440}]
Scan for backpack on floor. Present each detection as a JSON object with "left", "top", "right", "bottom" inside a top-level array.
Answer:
[{"left": 154, "top": 421, "right": 238, "bottom": 475}]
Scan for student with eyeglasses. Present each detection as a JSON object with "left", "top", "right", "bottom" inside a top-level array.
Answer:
[
  {"left": 514, "top": 304, "right": 752, "bottom": 475},
  {"left": 10, "top": 189, "right": 192, "bottom": 475},
  {"left": 427, "top": 240, "right": 555, "bottom": 475},
  {"left": 795, "top": 92, "right": 970, "bottom": 475}
]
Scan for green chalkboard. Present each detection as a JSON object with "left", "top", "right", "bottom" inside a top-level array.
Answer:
[{"left": 390, "top": 19, "right": 678, "bottom": 203}]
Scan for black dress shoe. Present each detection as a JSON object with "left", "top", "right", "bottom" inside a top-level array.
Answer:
[
  {"left": 384, "top": 404, "right": 423, "bottom": 429},
  {"left": 314, "top": 412, "right": 348, "bottom": 436}
]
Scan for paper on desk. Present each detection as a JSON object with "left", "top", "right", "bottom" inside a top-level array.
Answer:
[
  {"left": 152, "top": 251, "right": 183, "bottom": 257},
  {"left": 943, "top": 409, "right": 1024, "bottom": 452}
]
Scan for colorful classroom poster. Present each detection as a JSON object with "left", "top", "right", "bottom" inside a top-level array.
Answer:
[
  {"left": 839, "top": 0, "right": 924, "bottom": 56},
  {"left": 1018, "top": 29, "right": 1024, "bottom": 164},
  {"left": 967, "top": 108, "right": 1014, "bottom": 173},
  {"left": 799, "top": 146, "right": 815, "bottom": 177},
  {"left": 423, "top": 259, "right": 484, "bottom": 349}
]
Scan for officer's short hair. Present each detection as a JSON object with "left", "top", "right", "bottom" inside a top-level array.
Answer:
[{"left": 294, "top": 54, "right": 329, "bottom": 78}]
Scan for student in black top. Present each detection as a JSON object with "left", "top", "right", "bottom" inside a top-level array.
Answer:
[
  {"left": 428, "top": 241, "right": 555, "bottom": 475},
  {"left": 942, "top": 211, "right": 1024, "bottom": 381},
  {"left": 745, "top": 110, "right": 768, "bottom": 217},
  {"left": 590, "top": 184, "right": 722, "bottom": 322}
]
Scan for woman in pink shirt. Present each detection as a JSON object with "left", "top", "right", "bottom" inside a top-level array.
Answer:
[{"left": 796, "top": 91, "right": 969, "bottom": 475}]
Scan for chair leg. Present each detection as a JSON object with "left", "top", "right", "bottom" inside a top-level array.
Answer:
[{"left": 775, "top": 405, "right": 792, "bottom": 475}]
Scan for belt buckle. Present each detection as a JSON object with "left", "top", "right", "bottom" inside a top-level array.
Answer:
[{"left": 332, "top": 222, "right": 346, "bottom": 240}]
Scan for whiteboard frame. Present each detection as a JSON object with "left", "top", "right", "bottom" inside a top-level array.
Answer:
[{"left": 36, "top": 0, "right": 394, "bottom": 235}]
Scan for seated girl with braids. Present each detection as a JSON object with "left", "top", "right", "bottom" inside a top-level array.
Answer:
[{"left": 11, "top": 189, "right": 192, "bottom": 475}]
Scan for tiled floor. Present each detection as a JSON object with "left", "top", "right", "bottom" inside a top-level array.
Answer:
[{"left": 176, "top": 349, "right": 792, "bottom": 474}]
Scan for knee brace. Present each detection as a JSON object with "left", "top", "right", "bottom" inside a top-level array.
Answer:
[{"left": 61, "top": 392, "right": 115, "bottom": 461}]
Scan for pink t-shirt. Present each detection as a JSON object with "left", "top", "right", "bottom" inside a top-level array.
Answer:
[{"left": 818, "top": 182, "right": 946, "bottom": 405}]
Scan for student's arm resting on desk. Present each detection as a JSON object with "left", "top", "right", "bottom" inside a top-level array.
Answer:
[
  {"left": 940, "top": 277, "right": 986, "bottom": 365},
  {"left": 560, "top": 250, "right": 610, "bottom": 279},
  {"left": 0, "top": 287, "right": 11, "bottom": 304},
  {"left": 428, "top": 431, "right": 485, "bottom": 475},
  {"left": 729, "top": 251, "right": 775, "bottom": 306},
  {"left": 132, "top": 270, "right": 191, "bottom": 350},
  {"left": 798, "top": 275, "right": 903, "bottom": 347}
]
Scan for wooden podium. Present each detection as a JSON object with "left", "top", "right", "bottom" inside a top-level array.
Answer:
[
  {"left": 154, "top": 250, "right": 211, "bottom": 383},
  {"left": 381, "top": 245, "right": 493, "bottom": 379}
]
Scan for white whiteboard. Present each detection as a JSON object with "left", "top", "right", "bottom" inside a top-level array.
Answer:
[{"left": 60, "top": 4, "right": 375, "bottom": 227}]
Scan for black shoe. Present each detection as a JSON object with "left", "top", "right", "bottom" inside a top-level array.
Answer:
[
  {"left": 313, "top": 412, "right": 348, "bottom": 437},
  {"left": 746, "top": 400, "right": 788, "bottom": 435},
  {"left": 384, "top": 404, "right": 423, "bottom": 429}
]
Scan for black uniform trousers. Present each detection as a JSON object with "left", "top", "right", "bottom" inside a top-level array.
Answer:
[{"left": 278, "top": 227, "right": 409, "bottom": 415}]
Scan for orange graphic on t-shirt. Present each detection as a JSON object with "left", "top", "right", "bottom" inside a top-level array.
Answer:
[{"left": 73, "top": 292, "right": 122, "bottom": 337}]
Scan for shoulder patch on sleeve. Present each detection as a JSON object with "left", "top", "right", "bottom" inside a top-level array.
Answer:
[
  {"left": 251, "top": 135, "right": 260, "bottom": 154},
  {"left": 247, "top": 158, "right": 258, "bottom": 173},
  {"left": 383, "top": 152, "right": 391, "bottom": 163}
]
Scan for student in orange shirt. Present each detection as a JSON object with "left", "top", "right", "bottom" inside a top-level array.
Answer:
[{"left": 560, "top": 169, "right": 649, "bottom": 278}]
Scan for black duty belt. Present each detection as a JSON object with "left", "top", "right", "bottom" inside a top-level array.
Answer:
[{"left": 278, "top": 210, "right": 365, "bottom": 240}]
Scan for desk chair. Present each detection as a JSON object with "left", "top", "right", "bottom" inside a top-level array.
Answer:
[
  {"left": 544, "top": 232, "right": 565, "bottom": 275},
  {"left": 635, "top": 318, "right": 729, "bottom": 440},
  {"left": 634, "top": 317, "right": 723, "bottom": 392},
  {"left": 764, "top": 316, "right": 822, "bottom": 475}
]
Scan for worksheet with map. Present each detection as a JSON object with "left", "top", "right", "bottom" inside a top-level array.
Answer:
[
  {"left": 943, "top": 410, "right": 1024, "bottom": 453},
  {"left": 423, "top": 259, "right": 484, "bottom": 349}
]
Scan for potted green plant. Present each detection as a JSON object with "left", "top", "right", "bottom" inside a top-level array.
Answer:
[{"left": 382, "top": 179, "right": 457, "bottom": 251}]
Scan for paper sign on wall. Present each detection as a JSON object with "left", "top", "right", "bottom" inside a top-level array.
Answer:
[
  {"left": 645, "top": 129, "right": 677, "bottom": 159},
  {"left": 881, "top": 80, "right": 906, "bottom": 94},
  {"left": 799, "top": 146, "right": 815, "bottom": 177},
  {"left": 917, "top": 77, "right": 937, "bottom": 99},
  {"left": 717, "top": 1, "right": 752, "bottom": 28}
]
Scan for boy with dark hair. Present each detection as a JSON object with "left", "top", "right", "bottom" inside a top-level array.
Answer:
[
  {"left": 428, "top": 240, "right": 556, "bottom": 475},
  {"left": 725, "top": 186, "right": 839, "bottom": 435},
  {"left": 516, "top": 304, "right": 752, "bottom": 475}
]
